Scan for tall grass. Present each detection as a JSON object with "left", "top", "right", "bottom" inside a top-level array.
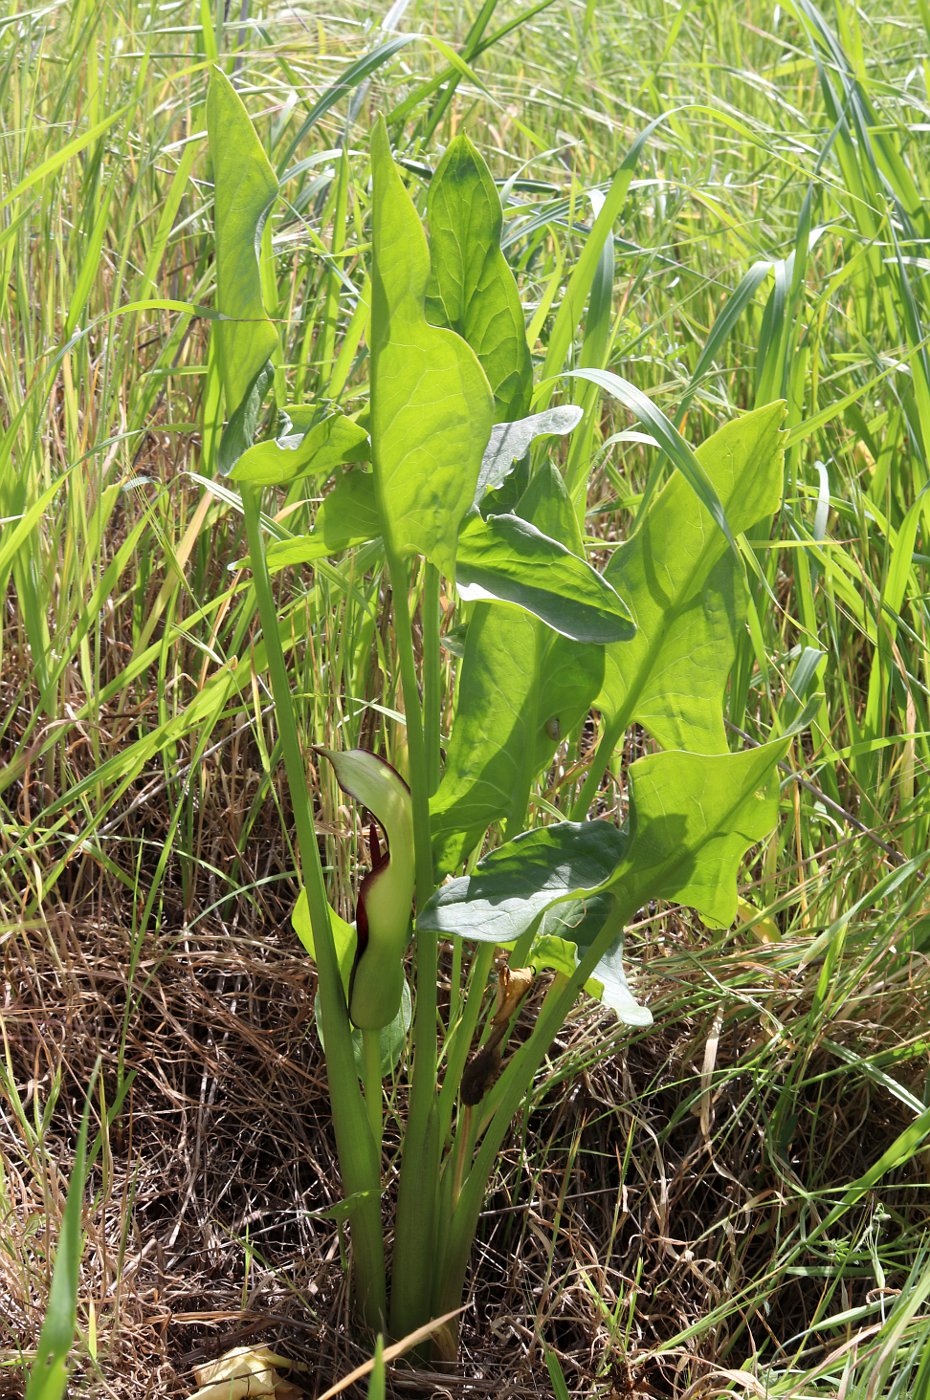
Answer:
[{"left": 1, "top": 0, "right": 928, "bottom": 1394}]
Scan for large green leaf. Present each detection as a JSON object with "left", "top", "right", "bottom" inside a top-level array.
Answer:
[
  {"left": 532, "top": 896, "right": 652, "bottom": 1026},
  {"left": 456, "top": 509, "right": 635, "bottom": 644},
  {"left": 229, "top": 411, "right": 368, "bottom": 486},
  {"left": 608, "top": 739, "right": 786, "bottom": 926},
  {"left": 426, "top": 134, "right": 533, "bottom": 423},
  {"left": 599, "top": 401, "right": 786, "bottom": 751},
  {"left": 474, "top": 405, "right": 583, "bottom": 502},
  {"left": 421, "top": 819, "right": 625, "bottom": 945},
  {"left": 207, "top": 70, "right": 279, "bottom": 473},
  {"left": 431, "top": 464, "right": 606, "bottom": 872},
  {"left": 421, "top": 738, "right": 787, "bottom": 947},
  {"left": 263, "top": 469, "right": 381, "bottom": 571},
  {"left": 369, "top": 119, "right": 493, "bottom": 575}
]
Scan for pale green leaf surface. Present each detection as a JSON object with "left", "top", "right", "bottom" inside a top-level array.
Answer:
[
  {"left": 456, "top": 510, "right": 634, "bottom": 643},
  {"left": 532, "top": 896, "right": 652, "bottom": 1025},
  {"left": 422, "top": 740, "right": 786, "bottom": 943},
  {"left": 475, "top": 405, "right": 583, "bottom": 501},
  {"left": 207, "top": 70, "right": 279, "bottom": 466},
  {"left": 420, "top": 820, "right": 625, "bottom": 944},
  {"left": 263, "top": 470, "right": 381, "bottom": 571},
  {"left": 431, "top": 464, "right": 603, "bottom": 872},
  {"left": 607, "top": 739, "right": 787, "bottom": 927},
  {"left": 600, "top": 401, "right": 786, "bottom": 750},
  {"left": 230, "top": 412, "right": 369, "bottom": 485},
  {"left": 369, "top": 119, "right": 493, "bottom": 575},
  {"left": 426, "top": 134, "right": 533, "bottom": 423}
]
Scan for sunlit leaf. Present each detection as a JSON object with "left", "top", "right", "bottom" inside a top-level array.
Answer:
[
  {"left": 206, "top": 69, "right": 279, "bottom": 474},
  {"left": 369, "top": 118, "right": 493, "bottom": 574},
  {"left": 599, "top": 401, "right": 786, "bottom": 750},
  {"left": 426, "top": 133, "right": 533, "bottom": 423},
  {"left": 456, "top": 509, "right": 635, "bottom": 644},
  {"left": 230, "top": 412, "right": 369, "bottom": 485}
]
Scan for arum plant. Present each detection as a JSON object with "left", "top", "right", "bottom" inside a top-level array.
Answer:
[{"left": 205, "top": 69, "right": 803, "bottom": 1349}]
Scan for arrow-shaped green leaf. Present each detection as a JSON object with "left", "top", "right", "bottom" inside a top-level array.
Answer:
[
  {"left": 369, "top": 119, "right": 493, "bottom": 575},
  {"left": 599, "top": 401, "right": 786, "bottom": 752},
  {"left": 426, "top": 133, "right": 533, "bottom": 424},
  {"left": 421, "top": 738, "right": 787, "bottom": 951},
  {"left": 207, "top": 69, "right": 279, "bottom": 474}
]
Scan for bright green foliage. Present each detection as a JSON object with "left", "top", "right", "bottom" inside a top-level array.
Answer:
[
  {"left": 421, "top": 737, "right": 787, "bottom": 958},
  {"left": 607, "top": 739, "right": 787, "bottom": 924},
  {"left": 200, "top": 82, "right": 792, "bottom": 1352},
  {"left": 230, "top": 411, "right": 369, "bottom": 485},
  {"left": 456, "top": 508, "right": 634, "bottom": 644},
  {"left": 600, "top": 401, "right": 786, "bottom": 751},
  {"left": 369, "top": 119, "right": 493, "bottom": 576},
  {"left": 206, "top": 69, "right": 279, "bottom": 473},
  {"left": 264, "top": 470, "right": 381, "bottom": 570},
  {"left": 432, "top": 463, "right": 605, "bottom": 870},
  {"left": 426, "top": 134, "right": 533, "bottom": 423},
  {"left": 475, "top": 406, "right": 583, "bottom": 501},
  {"left": 531, "top": 896, "right": 652, "bottom": 1025}
]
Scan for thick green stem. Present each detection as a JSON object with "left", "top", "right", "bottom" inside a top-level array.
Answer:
[
  {"left": 436, "top": 942, "right": 496, "bottom": 1149},
  {"left": 362, "top": 1029, "right": 384, "bottom": 1157},
  {"left": 434, "top": 897, "right": 638, "bottom": 1319},
  {"left": 380, "top": 540, "right": 442, "bottom": 1340},
  {"left": 241, "top": 484, "right": 386, "bottom": 1327},
  {"left": 569, "top": 707, "right": 628, "bottom": 821},
  {"left": 422, "top": 563, "right": 442, "bottom": 796}
]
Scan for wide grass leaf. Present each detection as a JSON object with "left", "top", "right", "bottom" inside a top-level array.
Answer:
[
  {"left": 369, "top": 119, "right": 493, "bottom": 575},
  {"left": 600, "top": 401, "right": 786, "bottom": 751},
  {"left": 426, "top": 133, "right": 533, "bottom": 423},
  {"left": 207, "top": 70, "right": 279, "bottom": 473}
]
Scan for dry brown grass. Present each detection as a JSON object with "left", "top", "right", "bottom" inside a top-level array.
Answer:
[{"left": 3, "top": 891, "right": 929, "bottom": 1397}]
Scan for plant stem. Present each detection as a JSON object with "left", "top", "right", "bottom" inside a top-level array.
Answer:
[
  {"left": 569, "top": 707, "right": 628, "bottom": 821},
  {"left": 422, "top": 563, "right": 442, "bottom": 796},
  {"left": 362, "top": 1029, "right": 384, "bottom": 1157},
  {"left": 436, "top": 942, "right": 495, "bottom": 1148},
  {"left": 380, "top": 539, "right": 441, "bottom": 1340},
  {"left": 434, "top": 896, "right": 637, "bottom": 1320},
  {"left": 240, "top": 484, "right": 386, "bottom": 1327}
]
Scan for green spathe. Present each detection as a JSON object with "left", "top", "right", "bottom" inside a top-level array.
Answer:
[{"left": 318, "top": 748, "right": 415, "bottom": 1031}]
